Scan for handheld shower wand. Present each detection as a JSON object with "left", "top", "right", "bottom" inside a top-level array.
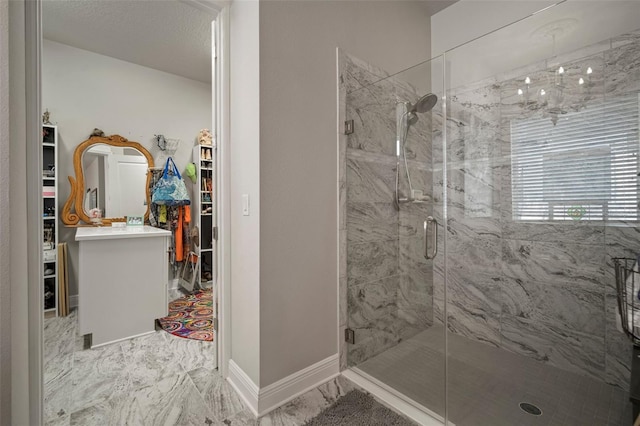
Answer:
[{"left": 394, "top": 93, "right": 438, "bottom": 208}]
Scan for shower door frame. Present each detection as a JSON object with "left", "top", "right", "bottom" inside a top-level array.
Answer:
[{"left": 338, "top": 48, "right": 448, "bottom": 426}]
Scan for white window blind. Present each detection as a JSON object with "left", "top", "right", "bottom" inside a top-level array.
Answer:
[{"left": 511, "top": 94, "right": 639, "bottom": 222}]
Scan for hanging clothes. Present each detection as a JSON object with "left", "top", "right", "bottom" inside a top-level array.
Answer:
[
  {"left": 183, "top": 205, "right": 191, "bottom": 256},
  {"left": 175, "top": 206, "right": 184, "bottom": 262},
  {"left": 158, "top": 205, "right": 168, "bottom": 225}
]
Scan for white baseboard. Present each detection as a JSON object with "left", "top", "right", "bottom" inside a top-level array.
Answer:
[
  {"left": 258, "top": 354, "right": 339, "bottom": 416},
  {"left": 227, "top": 360, "right": 259, "bottom": 417},
  {"left": 227, "top": 354, "right": 340, "bottom": 418},
  {"left": 69, "top": 294, "right": 78, "bottom": 309},
  {"left": 342, "top": 368, "right": 447, "bottom": 426}
]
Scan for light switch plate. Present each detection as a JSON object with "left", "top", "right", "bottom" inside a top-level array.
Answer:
[{"left": 242, "top": 194, "right": 250, "bottom": 216}]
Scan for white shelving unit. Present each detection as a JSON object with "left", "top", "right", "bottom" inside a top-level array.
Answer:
[
  {"left": 42, "top": 124, "right": 58, "bottom": 316},
  {"left": 191, "top": 144, "right": 216, "bottom": 290}
]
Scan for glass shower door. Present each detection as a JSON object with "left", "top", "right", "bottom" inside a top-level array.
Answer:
[
  {"left": 340, "top": 52, "right": 446, "bottom": 422},
  {"left": 442, "top": 1, "right": 640, "bottom": 424}
]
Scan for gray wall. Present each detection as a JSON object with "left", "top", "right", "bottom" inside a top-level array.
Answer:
[
  {"left": 6, "top": 1, "right": 31, "bottom": 423},
  {"left": 0, "top": 0, "right": 10, "bottom": 422},
  {"left": 257, "top": 0, "right": 434, "bottom": 388},
  {"left": 229, "top": 0, "right": 261, "bottom": 385}
]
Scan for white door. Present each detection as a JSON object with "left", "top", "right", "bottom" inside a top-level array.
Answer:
[
  {"left": 210, "top": 17, "right": 219, "bottom": 370},
  {"left": 106, "top": 153, "right": 148, "bottom": 218}
]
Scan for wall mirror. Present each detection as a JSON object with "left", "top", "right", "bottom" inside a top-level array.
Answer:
[{"left": 62, "top": 134, "right": 154, "bottom": 225}]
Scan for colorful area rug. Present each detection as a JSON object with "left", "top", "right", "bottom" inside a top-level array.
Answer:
[{"left": 158, "top": 289, "right": 214, "bottom": 342}]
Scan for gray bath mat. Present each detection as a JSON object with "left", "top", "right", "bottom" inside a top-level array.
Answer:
[{"left": 304, "top": 389, "right": 416, "bottom": 425}]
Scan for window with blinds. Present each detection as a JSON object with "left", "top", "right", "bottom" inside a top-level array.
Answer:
[{"left": 511, "top": 94, "right": 639, "bottom": 222}]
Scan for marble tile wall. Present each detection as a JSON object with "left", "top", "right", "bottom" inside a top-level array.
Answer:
[
  {"left": 339, "top": 51, "right": 434, "bottom": 367},
  {"left": 437, "top": 29, "right": 640, "bottom": 390}
]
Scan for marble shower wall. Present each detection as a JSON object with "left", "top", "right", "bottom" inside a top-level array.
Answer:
[
  {"left": 435, "top": 29, "right": 640, "bottom": 390},
  {"left": 338, "top": 51, "right": 436, "bottom": 368}
]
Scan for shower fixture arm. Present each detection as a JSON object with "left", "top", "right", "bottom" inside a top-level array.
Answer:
[
  {"left": 394, "top": 161, "right": 400, "bottom": 210},
  {"left": 401, "top": 112, "right": 415, "bottom": 196},
  {"left": 393, "top": 94, "right": 438, "bottom": 208}
]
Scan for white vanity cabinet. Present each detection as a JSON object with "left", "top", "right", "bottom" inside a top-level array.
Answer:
[{"left": 75, "top": 226, "right": 171, "bottom": 348}]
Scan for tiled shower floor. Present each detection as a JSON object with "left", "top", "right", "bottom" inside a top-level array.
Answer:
[{"left": 356, "top": 326, "right": 631, "bottom": 426}]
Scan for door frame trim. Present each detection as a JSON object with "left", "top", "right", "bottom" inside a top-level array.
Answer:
[{"left": 23, "top": 1, "right": 231, "bottom": 422}]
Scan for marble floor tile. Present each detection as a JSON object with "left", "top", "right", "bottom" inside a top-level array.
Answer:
[
  {"left": 164, "top": 333, "right": 217, "bottom": 373},
  {"left": 71, "top": 341, "right": 131, "bottom": 413},
  {"left": 69, "top": 394, "right": 138, "bottom": 426},
  {"left": 45, "top": 414, "right": 70, "bottom": 426},
  {"left": 188, "top": 367, "right": 246, "bottom": 420},
  {"left": 44, "top": 369, "right": 72, "bottom": 423},
  {"left": 133, "top": 373, "right": 217, "bottom": 425},
  {"left": 120, "top": 330, "right": 186, "bottom": 389},
  {"left": 44, "top": 309, "right": 409, "bottom": 426},
  {"left": 44, "top": 311, "right": 77, "bottom": 358},
  {"left": 70, "top": 373, "right": 217, "bottom": 426},
  {"left": 44, "top": 351, "right": 73, "bottom": 388},
  {"left": 223, "top": 408, "right": 259, "bottom": 425},
  {"left": 46, "top": 308, "right": 225, "bottom": 426}
]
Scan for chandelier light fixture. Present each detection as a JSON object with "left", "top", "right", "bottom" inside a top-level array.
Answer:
[{"left": 517, "top": 65, "right": 593, "bottom": 125}]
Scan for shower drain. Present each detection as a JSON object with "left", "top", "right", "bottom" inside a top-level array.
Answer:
[{"left": 519, "top": 402, "right": 542, "bottom": 416}]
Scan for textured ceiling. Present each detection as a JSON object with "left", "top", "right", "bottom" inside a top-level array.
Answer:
[{"left": 43, "top": 0, "right": 216, "bottom": 83}]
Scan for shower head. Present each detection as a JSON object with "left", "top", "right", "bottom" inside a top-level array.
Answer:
[
  {"left": 404, "top": 93, "right": 438, "bottom": 127},
  {"left": 410, "top": 93, "right": 438, "bottom": 114}
]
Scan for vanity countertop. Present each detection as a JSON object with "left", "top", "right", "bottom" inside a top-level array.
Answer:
[{"left": 75, "top": 225, "right": 171, "bottom": 241}]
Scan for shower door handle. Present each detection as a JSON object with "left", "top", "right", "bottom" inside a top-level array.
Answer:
[{"left": 423, "top": 216, "right": 438, "bottom": 260}]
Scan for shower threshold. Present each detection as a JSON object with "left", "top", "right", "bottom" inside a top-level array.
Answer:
[{"left": 341, "top": 368, "right": 446, "bottom": 426}]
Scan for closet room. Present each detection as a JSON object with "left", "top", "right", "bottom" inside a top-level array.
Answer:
[{"left": 41, "top": 2, "right": 219, "bottom": 422}]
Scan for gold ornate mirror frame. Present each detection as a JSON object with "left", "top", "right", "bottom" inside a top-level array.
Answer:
[{"left": 62, "top": 134, "right": 155, "bottom": 226}]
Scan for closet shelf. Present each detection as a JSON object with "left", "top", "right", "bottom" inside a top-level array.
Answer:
[{"left": 191, "top": 144, "right": 217, "bottom": 293}]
